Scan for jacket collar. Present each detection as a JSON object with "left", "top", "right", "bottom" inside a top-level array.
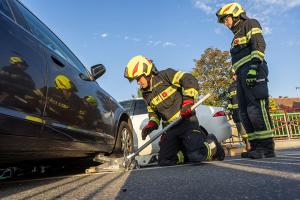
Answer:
[{"left": 230, "top": 19, "right": 243, "bottom": 35}]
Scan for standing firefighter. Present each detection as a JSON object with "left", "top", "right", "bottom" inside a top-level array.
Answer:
[
  {"left": 216, "top": 3, "right": 275, "bottom": 158},
  {"left": 227, "top": 73, "right": 250, "bottom": 151},
  {"left": 124, "top": 55, "right": 225, "bottom": 166}
]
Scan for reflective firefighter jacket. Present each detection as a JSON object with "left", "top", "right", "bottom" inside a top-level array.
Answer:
[
  {"left": 230, "top": 18, "right": 266, "bottom": 73},
  {"left": 227, "top": 81, "right": 240, "bottom": 123},
  {"left": 142, "top": 68, "right": 199, "bottom": 126}
]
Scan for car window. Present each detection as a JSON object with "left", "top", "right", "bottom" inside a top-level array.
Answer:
[
  {"left": 119, "top": 100, "right": 134, "bottom": 116},
  {"left": 12, "top": 0, "right": 88, "bottom": 74},
  {"left": 133, "top": 100, "right": 148, "bottom": 115},
  {"left": 0, "top": 0, "right": 13, "bottom": 19}
]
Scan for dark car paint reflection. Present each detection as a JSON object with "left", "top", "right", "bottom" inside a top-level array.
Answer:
[
  {"left": 0, "top": 56, "right": 37, "bottom": 114},
  {"left": 0, "top": 0, "right": 130, "bottom": 166}
]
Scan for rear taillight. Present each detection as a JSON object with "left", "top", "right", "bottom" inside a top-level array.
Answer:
[{"left": 213, "top": 111, "right": 226, "bottom": 117}]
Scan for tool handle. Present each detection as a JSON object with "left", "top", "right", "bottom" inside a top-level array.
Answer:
[
  {"left": 126, "top": 93, "right": 211, "bottom": 160},
  {"left": 191, "top": 93, "right": 211, "bottom": 111}
]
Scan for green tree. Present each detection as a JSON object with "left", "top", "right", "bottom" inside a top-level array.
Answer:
[
  {"left": 269, "top": 96, "right": 278, "bottom": 112},
  {"left": 192, "top": 48, "right": 232, "bottom": 106}
]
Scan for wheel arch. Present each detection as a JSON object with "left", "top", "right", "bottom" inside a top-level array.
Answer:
[{"left": 110, "top": 109, "right": 133, "bottom": 154}]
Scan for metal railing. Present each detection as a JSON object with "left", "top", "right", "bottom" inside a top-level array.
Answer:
[
  {"left": 271, "top": 109, "right": 300, "bottom": 139},
  {"left": 223, "top": 108, "right": 300, "bottom": 146}
]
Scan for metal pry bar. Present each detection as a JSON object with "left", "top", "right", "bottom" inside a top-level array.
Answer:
[{"left": 124, "top": 93, "right": 211, "bottom": 169}]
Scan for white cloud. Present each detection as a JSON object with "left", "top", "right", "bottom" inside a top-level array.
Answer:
[
  {"left": 193, "top": 0, "right": 300, "bottom": 36},
  {"left": 162, "top": 42, "right": 176, "bottom": 47},
  {"left": 132, "top": 38, "right": 141, "bottom": 42},
  {"left": 254, "top": 0, "right": 300, "bottom": 8},
  {"left": 194, "top": 1, "right": 213, "bottom": 14},
  {"left": 146, "top": 40, "right": 177, "bottom": 48},
  {"left": 100, "top": 33, "right": 108, "bottom": 38},
  {"left": 146, "top": 40, "right": 154, "bottom": 46},
  {"left": 263, "top": 26, "right": 272, "bottom": 35},
  {"left": 153, "top": 41, "right": 162, "bottom": 46}
]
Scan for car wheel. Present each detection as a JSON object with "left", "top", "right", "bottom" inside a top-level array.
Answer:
[{"left": 115, "top": 121, "right": 133, "bottom": 157}]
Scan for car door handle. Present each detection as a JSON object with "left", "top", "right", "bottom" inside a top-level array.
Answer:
[{"left": 51, "top": 56, "right": 65, "bottom": 67}]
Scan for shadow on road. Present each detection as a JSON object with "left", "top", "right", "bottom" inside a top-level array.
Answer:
[{"left": 0, "top": 149, "right": 299, "bottom": 200}]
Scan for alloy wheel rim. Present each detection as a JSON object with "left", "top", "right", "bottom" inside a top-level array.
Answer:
[{"left": 121, "top": 128, "right": 132, "bottom": 157}]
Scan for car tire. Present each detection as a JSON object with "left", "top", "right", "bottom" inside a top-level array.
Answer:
[{"left": 115, "top": 121, "right": 133, "bottom": 157}]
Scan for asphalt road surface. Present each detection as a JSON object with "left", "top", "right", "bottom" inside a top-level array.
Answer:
[{"left": 1, "top": 148, "right": 300, "bottom": 200}]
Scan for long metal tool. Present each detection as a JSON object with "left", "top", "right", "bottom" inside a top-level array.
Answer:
[{"left": 123, "top": 93, "right": 211, "bottom": 169}]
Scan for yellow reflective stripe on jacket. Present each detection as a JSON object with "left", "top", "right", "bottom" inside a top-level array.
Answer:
[
  {"left": 232, "top": 104, "right": 238, "bottom": 109},
  {"left": 182, "top": 88, "right": 199, "bottom": 100},
  {"left": 251, "top": 50, "right": 265, "bottom": 60},
  {"left": 233, "top": 50, "right": 265, "bottom": 70},
  {"left": 149, "top": 117, "right": 160, "bottom": 126},
  {"left": 150, "top": 86, "right": 177, "bottom": 107},
  {"left": 25, "top": 116, "right": 45, "bottom": 124},
  {"left": 248, "top": 130, "right": 273, "bottom": 141},
  {"left": 172, "top": 71, "right": 185, "bottom": 87},
  {"left": 230, "top": 90, "right": 237, "bottom": 97},
  {"left": 246, "top": 28, "right": 263, "bottom": 39},
  {"left": 167, "top": 111, "right": 180, "bottom": 122},
  {"left": 232, "top": 28, "right": 262, "bottom": 47},
  {"left": 232, "top": 36, "right": 248, "bottom": 46},
  {"left": 147, "top": 106, "right": 154, "bottom": 112}
]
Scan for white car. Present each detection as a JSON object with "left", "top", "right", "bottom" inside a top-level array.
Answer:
[{"left": 119, "top": 98, "right": 232, "bottom": 156}]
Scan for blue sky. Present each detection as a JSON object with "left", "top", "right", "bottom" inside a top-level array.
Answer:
[{"left": 20, "top": 0, "right": 300, "bottom": 101}]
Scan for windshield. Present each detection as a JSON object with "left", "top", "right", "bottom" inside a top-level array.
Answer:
[
  {"left": 119, "top": 99, "right": 148, "bottom": 116},
  {"left": 119, "top": 100, "right": 134, "bottom": 116}
]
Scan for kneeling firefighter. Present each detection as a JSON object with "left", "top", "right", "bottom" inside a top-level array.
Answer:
[{"left": 124, "top": 55, "right": 225, "bottom": 166}]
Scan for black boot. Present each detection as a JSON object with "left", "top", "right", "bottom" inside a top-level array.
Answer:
[
  {"left": 207, "top": 134, "right": 225, "bottom": 161},
  {"left": 241, "top": 140, "right": 257, "bottom": 158},
  {"left": 246, "top": 148, "right": 275, "bottom": 159},
  {"left": 243, "top": 138, "right": 275, "bottom": 159}
]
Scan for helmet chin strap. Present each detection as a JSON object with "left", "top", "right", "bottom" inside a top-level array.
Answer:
[
  {"left": 230, "top": 18, "right": 241, "bottom": 32},
  {"left": 148, "top": 75, "right": 153, "bottom": 89},
  {"left": 233, "top": 18, "right": 240, "bottom": 27}
]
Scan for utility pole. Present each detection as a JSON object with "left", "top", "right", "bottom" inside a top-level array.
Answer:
[{"left": 296, "top": 87, "right": 300, "bottom": 97}]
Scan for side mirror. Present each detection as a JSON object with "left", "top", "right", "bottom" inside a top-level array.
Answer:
[{"left": 91, "top": 64, "right": 106, "bottom": 80}]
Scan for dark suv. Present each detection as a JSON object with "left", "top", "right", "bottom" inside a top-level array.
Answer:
[{"left": 0, "top": 0, "right": 133, "bottom": 166}]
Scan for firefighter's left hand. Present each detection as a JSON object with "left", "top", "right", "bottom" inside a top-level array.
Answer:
[
  {"left": 246, "top": 67, "right": 257, "bottom": 87},
  {"left": 180, "top": 99, "right": 194, "bottom": 118},
  {"left": 142, "top": 121, "right": 158, "bottom": 140}
]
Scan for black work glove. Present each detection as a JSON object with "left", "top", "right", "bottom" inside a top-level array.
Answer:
[
  {"left": 246, "top": 65, "right": 259, "bottom": 87},
  {"left": 142, "top": 121, "right": 158, "bottom": 140}
]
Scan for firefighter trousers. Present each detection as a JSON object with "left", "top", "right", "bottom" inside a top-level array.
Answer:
[
  {"left": 158, "top": 115, "right": 209, "bottom": 166},
  {"left": 236, "top": 62, "right": 273, "bottom": 146}
]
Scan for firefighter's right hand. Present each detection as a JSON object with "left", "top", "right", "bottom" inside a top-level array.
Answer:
[
  {"left": 180, "top": 99, "right": 194, "bottom": 118},
  {"left": 246, "top": 68, "right": 257, "bottom": 87},
  {"left": 142, "top": 121, "right": 158, "bottom": 140}
]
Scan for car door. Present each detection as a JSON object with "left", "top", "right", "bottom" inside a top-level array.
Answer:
[
  {"left": 132, "top": 99, "right": 160, "bottom": 155},
  {"left": 0, "top": 0, "right": 46, "bottom": 143},
  {"left": 10, "top": 0, "right": 114, "bottom": 150}
]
